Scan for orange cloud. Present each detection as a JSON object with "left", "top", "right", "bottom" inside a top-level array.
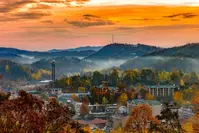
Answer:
[{"left": 1, "top": 4, "right": 199, "bottom": 50}]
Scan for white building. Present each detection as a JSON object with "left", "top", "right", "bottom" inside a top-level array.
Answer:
[{"left": 146, "top": 85, "right": 178, "bottom": 98}]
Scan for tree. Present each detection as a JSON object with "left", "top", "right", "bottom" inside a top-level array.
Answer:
[
  {"left": 118, "top": 93, "right": 128, "bottom": 106},
  {"left": 0, "top": 90, "right": 86, "bottom": 133},
  {"left": 102, "top": 97, "right": 108, "bottom": 105},
  {"left": 125, "top": 104, "right": 160, "bottom": 133},
  {"left": 110, "top": 68, "right": 119, "bottom": 86},
  {"left": 145, "top": 93, "right": 155, "bottom": 100},
  {"left": 140, "top": 69, "right": 156, "bottom": 84},
  {"left": 65, "top": 78, "right": 71, "bottom": 86},
  {"left": 173, "top": 92, "right": 183, "bottom": 105},
  {"left": 128, "top": 89, "right": 136, "bottom": 100},
  {"left": 184, "top": 72, "right": 199, "bottom": 85},
  {"left": 149, "top": 104, "right": 185, "bottom": 133},
  {"left": 139, "top": 89, "right": 148, "bottom": 99},
  {"left": 192, "top": 92, "right": 199, "bottom": 132},
  {"left": 180, "top": 79, "right": 185, "bottom": 88},
  {"left": 117, "top": 82, "right": 126, "bottom": 93},
  {"left": 123, "top": 70, "right": 138, "bottom": 85},
  {"left": 0, "top": 92, "right": 10, "bottom": 104},
  {"left": 72, "top": 93, "right": 80, "bottom": 102},
  {"left": 158, "top": 71, "right": 170, "bottom": 82},
  {"left": 80, "top": 97, "right": 89, "bottom": 117},
  {"left": 5, "top": 64, "right": 9, "bottom": 73},
  {"left": 92, "top": 71, "right": 104, "bottom": 86},
  {"left": 192, "top": 92, "right": 199, "bottom": 118},
  {"left": 170, "top": 69, "right": 182, "bottom": 85}
]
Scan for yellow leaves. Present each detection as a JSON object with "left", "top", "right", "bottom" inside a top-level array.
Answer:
[
  {"left": 173, "top": 92, "right": 183, "bottom": 105},
  {"left": 62, "top": 125, "right": 77, "bottom": 133},
  {"left": 82, "top": 126, "right": 92, "bottom": 133},
  {"left": 130, "top": 91, "right": 136, "bottom": 100},
  {"left": 31, "top": 71, "right": 41, "bottom": 80},
  {"left": 182, "top": 123, "right": 193, "bottom": 133},
  {"left": 78, "top": 87, "right": 86, "bottom": 93},
  {"left": 71, "top": 93, "right": 80, "bottom": 102},
  {"left": 72, "top": 93, "right": 77, "bottom": 100},
  {"left": 192, "top": 92, "right": 199, "bottom": 119},
  {"left": 16, "top": 121, "right": 19, "bottom": 127},
  {"left": 31, "top": 69, "right": 51, "bottom": 80},
  {"left": 158, "top": 71, "right": 170, "bottom": 81},
  {"left": 110, "top": 127, "right": 123, "bottom": 133},
  {"left": 94, "top": 128, "right": 104, "bottom": 133},
  {"left": 118, "top": 93, "right": 128, "bottom": 105},
  {"left": 5, "top": 64, "right": 9, "bottom": 73},
  {"left": 180, "top": 79, "right": 185, "bottom": 86},
  {"left": 40, "top": 69, "right": 51, "bottom": 75},
  {"left": 137, "top": 85, "right": 143, "bottom": 90},
  {"left": 145, "top": 93, "right": 155, "bottom": 100},
  {"left": 65, "top": 78, "right": 71, "bottom": 86}
]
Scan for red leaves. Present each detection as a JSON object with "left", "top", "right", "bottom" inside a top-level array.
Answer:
[{"left": 0, "top": 90, "right": 85, "bottom": 133}]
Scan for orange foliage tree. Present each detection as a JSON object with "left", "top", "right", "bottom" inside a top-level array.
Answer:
[
  {"left": 192, "top": 92, "right": 199, "bottom": 132},
  {"left": 173, "top": 91, "right": 183, "bottom": 105},
  {"left": 125, "top": 104, "right": 160, "bottom": 133},
  {"left": 145, "top": 93, "right": 155, "bottom": 100}
]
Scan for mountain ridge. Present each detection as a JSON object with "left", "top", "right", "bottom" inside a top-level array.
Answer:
[{"left": 85, "top": 43, "right": 162, "bottom": 60}]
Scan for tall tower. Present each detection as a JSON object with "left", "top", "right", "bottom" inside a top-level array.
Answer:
[
  {"left": 112, "top": 34, "right": 114, "bottom": 43},
  {"left": 51, "top": 60, "right": 56, "bottom": 84}
]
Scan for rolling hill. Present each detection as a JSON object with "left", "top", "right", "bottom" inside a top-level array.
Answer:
[
  {"left": 120, "top": 56, "right": 199, "bottom": 73},
  {"left": 31, "top": 57, "right": 96, "bottom": 78},
  {"left": 0, "top": 60, "right": 31, "bottom": 80},
  {"left": 144, "top": 43, "right": 199, "bottom": 58},
  {"left": 85, "top": 43, "right": 162, "bottom": 60}
]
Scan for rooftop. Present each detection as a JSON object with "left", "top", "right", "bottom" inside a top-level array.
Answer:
[
  {"left": 128, "top": 99, "right": 162, "bottom": 106},
  {"left": 146, "top": 85, "right": 178, "bottom": 89}
]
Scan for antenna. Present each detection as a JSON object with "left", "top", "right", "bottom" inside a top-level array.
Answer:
[{"left": 112, "top": 34, "right": 114, "bottom": 43}]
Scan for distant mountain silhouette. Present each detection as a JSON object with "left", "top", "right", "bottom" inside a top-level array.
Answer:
[
  {"left": 0, "top": 47, "right": 95, "bottom": 64},
  {"left": 67, "top": 46, "right": 102, "bottom": 52},
  {"left": 49, "top": 46, "right": 103, "bottom": 52},
  {"left": 144, "top": 43, "right": 199, "bottom": 58},
  {"left": 85, "top": 43, "right": 162, "bottom": 60}
]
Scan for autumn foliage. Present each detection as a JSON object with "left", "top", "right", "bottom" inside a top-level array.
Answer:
[
  {"left": 192, "top": 92, "right": 199, "bottom": 132},
  {"left": 173, "top": 92, "right": 184, "bottom": 105},
  {"left": 0, "top": 90, "right": 86, "bottom": 133},
  {"left": 125, "top": 104, "right": 160, "bottom": 133}
]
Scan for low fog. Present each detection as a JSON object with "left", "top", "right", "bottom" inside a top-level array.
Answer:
[{"left": 120, "top": 56, "right": 199, "bottom": 73}]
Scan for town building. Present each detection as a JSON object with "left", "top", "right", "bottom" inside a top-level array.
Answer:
[
  {"left": 145, "top": 85, "right": 179, "bottom": 101},
  {"left": 50, "top": 88, "right": 62, "bottom": 95},
  {"left": 58, "top": 92, "right": 90, "bottom": 103},
  {"left": 74, "top": 102, "right": 117, "bottom": 119}
]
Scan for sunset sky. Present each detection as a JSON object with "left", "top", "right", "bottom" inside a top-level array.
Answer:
[{"left": 1, "top": 0, "right": 199, "bottom": 50}]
